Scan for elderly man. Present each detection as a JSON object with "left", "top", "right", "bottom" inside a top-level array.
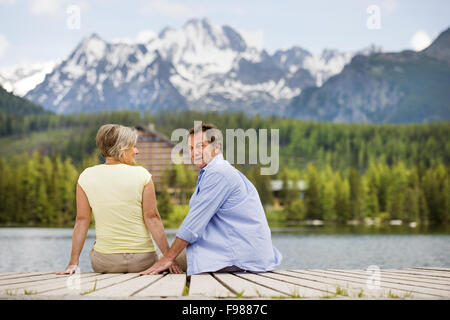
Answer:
[{"left": 140, "top": 123, "right": 281, "bottom": 276}]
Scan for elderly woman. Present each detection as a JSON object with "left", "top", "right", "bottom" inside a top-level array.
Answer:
[{"left": 57, "top": 124, "right": 186, "bottom": 274}]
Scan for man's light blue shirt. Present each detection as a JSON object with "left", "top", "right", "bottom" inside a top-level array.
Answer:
[{"left": 176, "top": 153, "right": 282, "bottom": 275}]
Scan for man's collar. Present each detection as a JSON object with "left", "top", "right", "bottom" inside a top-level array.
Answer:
[{"left": 201, "top": 153, "right": 223, "bottom": 172}]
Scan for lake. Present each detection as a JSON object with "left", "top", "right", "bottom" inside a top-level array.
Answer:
[{"left": 0, "top": 227, "right": 449, "bottom": 272}]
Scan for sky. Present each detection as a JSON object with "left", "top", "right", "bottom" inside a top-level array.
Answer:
[{"left": 0, "top": 0, "right": 449, "bottom": 68}]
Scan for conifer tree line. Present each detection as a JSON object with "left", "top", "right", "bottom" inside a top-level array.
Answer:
[
  {"left": 0, "top": 110, "right": 449, "bottom": 226},
  {"left": 2, "top": 110, "right": 448, "bottom": 170},
  {"left": 0, "top": 152, "right": 448, "bottom": 227},
  {"left": 271, "top": 162, "right": 449, "bottom": 226}
]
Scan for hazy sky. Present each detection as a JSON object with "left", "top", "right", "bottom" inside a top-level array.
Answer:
[{"left": 0, "top": 0, "right": 449, "bottom": 68}]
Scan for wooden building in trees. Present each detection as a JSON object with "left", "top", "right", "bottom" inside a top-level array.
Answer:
[
  {"left": 134, "top": 124, "right": 181, "bottom": 190},
  {"left": 270, "top": 179, "right": 307, "bottom": 209}
]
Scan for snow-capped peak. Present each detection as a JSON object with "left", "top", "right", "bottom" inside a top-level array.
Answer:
[
  {"left": 0, "top": 60, "right": 60, "bottom": 96},
  {"left": 78, "top": 33, "right": 107, "bottom": 63},
  {"left": 149, "top": 18, "right": 250, "bottom": 78},
  {"left": 6, "top": 18, "right": 388, "bottom": 117}
]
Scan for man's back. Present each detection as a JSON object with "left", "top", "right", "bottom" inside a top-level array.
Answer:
[{"left": 176, "top": 153, "right": 282, "bottom": 275}]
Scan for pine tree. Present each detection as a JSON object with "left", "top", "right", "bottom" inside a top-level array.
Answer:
[
  {"left": 320, "top": 165, "right": 336, "bottom": 221},
  {"left": 349, "top": 168, "right": 362, "bottom": 221},
  {"left": 386, "top": 162, "right": 408, "bottom": 220},
  {"left": 286, "top": 198, "right": 306, "bottom": 223},
  {"left": 418, "top": 189, "right": 430, "bottom": 225},
  {"left": 248, "top": 165, "right": 274, "bottom": 207},
  {"left": 421, "top": 163, "right": 449, "bottom": 225},
  {"left": 305, "top": 164, "right": 322, "bottom": 220},
  {"left": 361, "top": 176, "right": 379, "bottom": 219},
  {"left": 334, "top": 172, "right": 350, "bottom": 223},
  {"left": 157, "top": 181, "right": 174, "bottom": 221},
  {"left": 279, "top": 167, "right": 290, "bottom": 208}
]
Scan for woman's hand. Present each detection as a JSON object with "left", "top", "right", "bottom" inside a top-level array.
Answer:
[{"left": 56, "top": 264, "right": 79, "bottom": 275}]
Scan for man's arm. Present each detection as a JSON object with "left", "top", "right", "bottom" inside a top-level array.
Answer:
[
  {"left": 140, "top": 237, "right": 188, "bottom": 275},
  {"left": 141, "top": 179, "right": 183, "bottom": 274},
  {"left": 140, "top": 171, "right": 232, "bottom": 275},
  {"left": 176, "top": 171, "right": 232, "bottom": 244}
]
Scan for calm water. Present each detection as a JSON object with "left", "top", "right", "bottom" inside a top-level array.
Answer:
[{"left": 0, "top": 228, "right": 449, "bottom": 272}]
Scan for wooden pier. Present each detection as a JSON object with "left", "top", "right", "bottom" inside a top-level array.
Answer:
[{"left": 0, "top": 267, "right": 449, "bottom": 299}]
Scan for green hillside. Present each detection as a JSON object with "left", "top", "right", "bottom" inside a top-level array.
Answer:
[{"left": 0, "top": 85, "right": 50, "bottom": 116}]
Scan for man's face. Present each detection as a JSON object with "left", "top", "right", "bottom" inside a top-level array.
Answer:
[{"left": 189, "top": 131, "right": 218, "bottom": 169}]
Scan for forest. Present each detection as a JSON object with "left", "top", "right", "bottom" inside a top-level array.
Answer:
[{"left": 0, "top": 108, "right": 449, "bottom": 228}]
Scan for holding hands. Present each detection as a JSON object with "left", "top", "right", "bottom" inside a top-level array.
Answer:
[{"left": 140, "top": 256, "right": 183, "bottom": 275}]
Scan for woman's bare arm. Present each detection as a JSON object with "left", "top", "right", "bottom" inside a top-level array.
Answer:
[
  {"left": 142, "top": 180, "right": 182, "bottom": 273},
  {"left": 56, "top": 184, "right": 91, "bottom": 275}
]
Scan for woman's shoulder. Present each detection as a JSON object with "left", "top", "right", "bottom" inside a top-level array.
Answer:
[
  {"left": 133, "top": 165, "right": 151, "bottom": 175},
  {"left": 77, "top": 165, "right": 102, "bottom": 187},
  {"left": 134, "top": 165, "right": 152, "bottom": 184},
  {"left": 79, "top": 164, "right": 105, "bottom": 176},
  {"left": 81, "top": 164, "right": 150, "bottom": 175},
  {"left": 117, "top": 164, "right": 151, "bottom": 176},
  {"left": 81, "top": 164, "right": 102, "bottom": 172}
]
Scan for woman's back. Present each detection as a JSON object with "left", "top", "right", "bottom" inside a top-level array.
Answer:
[{"left": 78, "top": 163, "right": 155, "bottom": 254}]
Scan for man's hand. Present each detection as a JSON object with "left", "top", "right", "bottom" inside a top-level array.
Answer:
[
  {"left": 169, "top": 261, "right": 183, "bottom": 274},
  {"left": 140, "top": 237, "right": 189, "bottom": 275},
  {"left": 140, "top": 256, "right": 179, "bottom": 275}
]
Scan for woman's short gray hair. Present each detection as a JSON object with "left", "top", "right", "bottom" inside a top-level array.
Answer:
[{"left": 96, "top": 124, "right": 138, "bottom": 160}]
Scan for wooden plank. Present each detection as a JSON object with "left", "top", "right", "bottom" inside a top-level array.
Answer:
[
  {"left": 399, "top": 268, "right": 450, "bottom": 278},
  {"left": 88, "top": 274, "right": 164, "bottom": 297},
  {"left": 296, "top": 270, "right": 438, "bottom": 299},
  {"left": 282, "top": 270, "right": 426, "bottom": 299},
  {"left": 379, "top": 269, "right": 450, "bottom": 285},
  {"left": 0, "top": 272, "right": 20, "bottom": 275},
  {"left": 376, "top": 270, "right": 450, "bottom": 286},
  {"left": 42, "top": 273, "right": 137, "bottom": 296},
  {"left": 134, "top": 274, "right": 186, "bottom": 297},
  {"left": 378, "top": 270, "right": 450, "bottom": 282},
  {"left": 270, "top": 270, "right": 380, "bottom": 298},
  {"left": 0, "top": 273, "right": 85, "bottom": 288},
  {"left": 300, "top": 270, "right": 447, "bottom": 298},
  {"left": 326, "top": 269, "right": 450, "bottom": 293},
  {"left": 413, "top": 267, "right": 450, "bottom": 272},
  {"left": 0, "top": 273, "right": 51, "bottom": 281},
  {"left": 234, "top": 272, "right": 327, "bottom": 298},
  {"left": 189, "top": 274, "right": 235, "bottom": 298},
  {"left": 307, "top": 269, "right": 442, "bottom": 298},
  {"left": 333, "top": 269, "right": 450, "bottom": 289},
  {"left": 1, "top": 269, "right": 448, "bottom": 299},
  {"left": 16, "top": 273, "right": 114, "bottom": 296},
  {"left": 0, "top": 272, "right": 25, "bottom": 277},
  {"left": 255, "top": 271, "right": 339, "bottom": 297},
  {"left": 212, "top": 273, "right": 287, "bottom": 298},
  {"left": 0, "top": 273, "right": 101, "bottom": 295}
]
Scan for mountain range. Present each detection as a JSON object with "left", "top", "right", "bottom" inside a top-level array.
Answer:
[
  {"left": 0, "top": 18, "right": 448, "bottom": 123},
  {"left": 287, "top": 27, "right": 450, "bottom": 123}
]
